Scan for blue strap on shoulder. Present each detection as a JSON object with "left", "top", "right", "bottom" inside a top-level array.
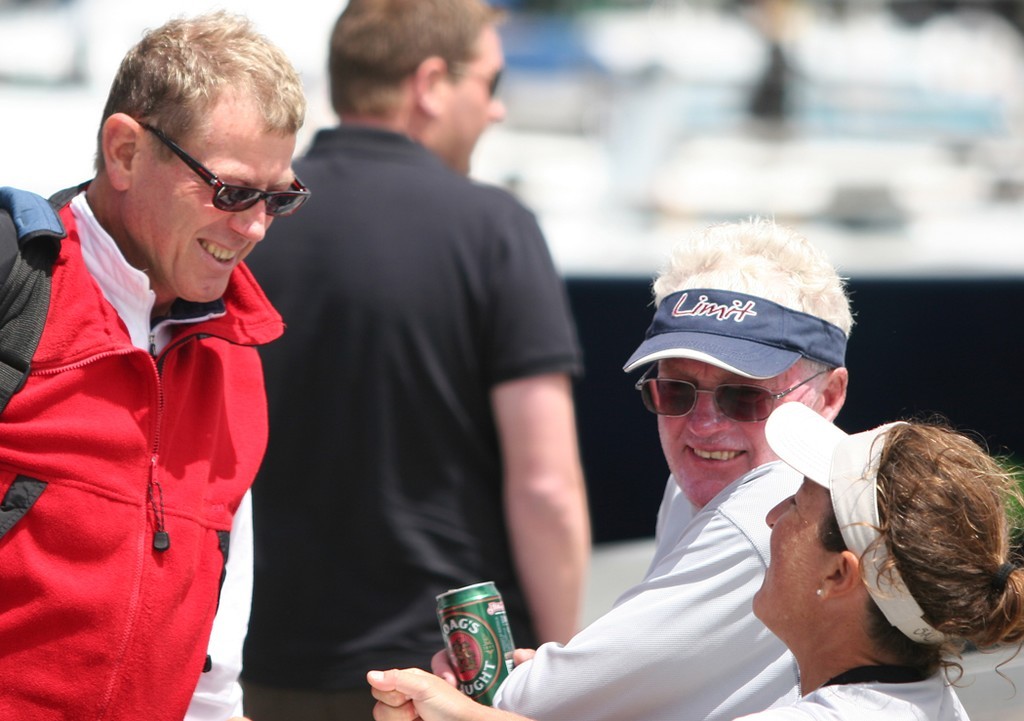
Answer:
[{"left": 0, "top": 187, "right": 65, "bottom": 242}]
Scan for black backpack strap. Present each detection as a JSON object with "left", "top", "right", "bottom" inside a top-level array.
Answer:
[
  {"left": 0, "top": 210, "right": 18, "bottom": 284},
  {"left": 0, "top": 187, "right": 65, "bottom": 415}
]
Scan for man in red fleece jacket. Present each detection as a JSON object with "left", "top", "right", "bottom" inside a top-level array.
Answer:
[{"left": 0, "top": 11, "right": 309, "bottom": 721}]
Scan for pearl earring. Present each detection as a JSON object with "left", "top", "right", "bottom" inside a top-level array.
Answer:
[{"left": 816, "top": 589, "right": 823, "bottom": 597}]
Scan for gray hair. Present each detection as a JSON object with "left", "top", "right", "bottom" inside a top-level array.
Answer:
[{"left": 652, "top": 219, "right": 853, "bottom": 336}]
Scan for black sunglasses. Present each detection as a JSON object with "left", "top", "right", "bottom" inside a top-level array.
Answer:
[
  {"left": 140, "top": 123, "right": 310, "bottom": 217},
  {"left": 483, "top": 68, "right": 502, "bottom": 97},
  {"left": 635, "top": 368, "right": 828, "bottom": 423},
  {"left": 453, "top": 67, "right": 502, "bottom": 98}
]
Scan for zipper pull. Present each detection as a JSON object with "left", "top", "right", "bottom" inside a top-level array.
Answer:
[
  {"left": 148, "top": 460, "right": 170, "bottom": 552},
  {"left": 153, "top": 530, "right": 170, "bottom": 551}
]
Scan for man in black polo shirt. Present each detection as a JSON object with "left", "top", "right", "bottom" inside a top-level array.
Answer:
[{"left": 241, "top": 2, "right": 591, "bottom": 719}]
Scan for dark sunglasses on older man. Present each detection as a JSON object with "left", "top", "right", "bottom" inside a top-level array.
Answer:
[
  {"left": 635, "top": 367, "right": 827, "bottom": 423},
  {"left": 140, "top": 123, "right": 311, "bottom": 217}
]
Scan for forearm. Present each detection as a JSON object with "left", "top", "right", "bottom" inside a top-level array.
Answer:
[
  {"left": 505, "top": 470, "right": 590, "bottom": 643},
  {"left": 493, "top": 373, "right": 591, "bottom": 644}
]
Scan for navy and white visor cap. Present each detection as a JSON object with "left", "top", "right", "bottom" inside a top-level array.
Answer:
[
  {"left": 765, "top": 402, "right": 946, "bottom": 645},
  {"left": 623, "top": 289, "right": 847, "bottom": 379}
]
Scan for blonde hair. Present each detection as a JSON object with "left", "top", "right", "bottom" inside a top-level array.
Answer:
[
  {"left": 652, "top": 219, "right": 853, "bottom": 336},
  {"left": 96, "top": 11, "right": 306, "bottom": 170}
]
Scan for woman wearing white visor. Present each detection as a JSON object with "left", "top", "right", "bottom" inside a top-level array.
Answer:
[
  {"left": 743, "top": 402, "right": 1024, "bottom": 719},
  {"left": 367, "top": 403, "right": 1024, "bottom": 720}
]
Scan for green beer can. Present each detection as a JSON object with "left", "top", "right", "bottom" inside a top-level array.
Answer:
[{"left": 436, "top": 581, "right": 516, "bottom": 706}]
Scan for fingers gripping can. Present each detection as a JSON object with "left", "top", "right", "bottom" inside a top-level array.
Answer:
[{"left": 436, "top": 581, "right": 516, "bottom": 706}]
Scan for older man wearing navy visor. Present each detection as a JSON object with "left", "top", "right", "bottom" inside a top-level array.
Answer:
[{"left": 428, "top": 218, "right": 853, "bottom": 721}]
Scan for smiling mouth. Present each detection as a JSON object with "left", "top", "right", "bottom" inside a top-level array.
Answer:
[
  {"left": 200, "top": 239, "right": 238, "bottom": 263},
  {"left": 692, "top": 448, "right": 742, "bottom": 461}
]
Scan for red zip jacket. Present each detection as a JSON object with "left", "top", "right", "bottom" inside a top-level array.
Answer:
[{"left": 0, "top": 205, "right": 283, "bottom": 720}]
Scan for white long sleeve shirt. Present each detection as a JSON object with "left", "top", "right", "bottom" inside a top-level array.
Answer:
[
  {"left": 736, "top": 674, "right": 968, "bottom": 720},
  {"left": 493, "top": 462, "right": 803, "bottom": 721}
]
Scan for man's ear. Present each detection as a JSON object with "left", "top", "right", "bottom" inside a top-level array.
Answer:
[
  {"left": 817, "top": 366, "right": 848, "bottom": 422},
  {"left": 100, "top": 113, "right": 144, "bottom": 192},
  {"left": 412, "top": 56, "right": 451, "bottom": 118}
]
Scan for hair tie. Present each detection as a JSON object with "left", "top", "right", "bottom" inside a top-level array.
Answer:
[{"left": 993, "top": 562, "right": 1015, "bottom": 592}]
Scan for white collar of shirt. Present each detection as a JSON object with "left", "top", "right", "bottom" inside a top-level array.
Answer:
[
  {"left": 73, "top": 192, "right": 156, "bottom": 351},
  {"left": 71, "top": 191, "right": 224, "bottom": 355}
]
